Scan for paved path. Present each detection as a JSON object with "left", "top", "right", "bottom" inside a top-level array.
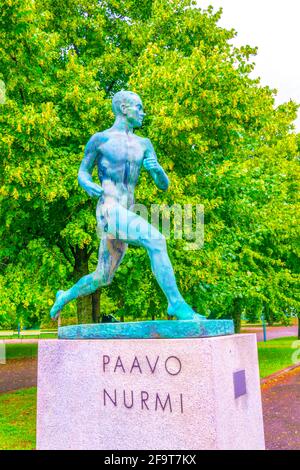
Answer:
[
  {"left": 262, "top": 366, "right": 300, "bottom": 450},
  {"left": 242, "top": 325, "right": 298, "bottom": 342},
  {"left": 0, "top": 358, "right": 37, "bottom": 393}
]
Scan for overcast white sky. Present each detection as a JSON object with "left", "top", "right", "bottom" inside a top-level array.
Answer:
[{"left": 198, "top": 0, "right": 300, "bottom": 131}]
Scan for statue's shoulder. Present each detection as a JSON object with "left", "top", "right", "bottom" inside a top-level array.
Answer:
[
  {"left": 138, "top": 135, "right": 152, "bottom": 148},
  {"left": 139, "top": 136, "right": 156, "bottom": 154},
  {"left": 85, "top": 132, "right": 110, "bottom": 155},
  {"left": 89, "top": 131, "right": 110, "bottom": 145}
]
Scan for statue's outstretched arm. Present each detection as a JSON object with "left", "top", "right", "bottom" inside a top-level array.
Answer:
[
  {"left": 78, "top": 133, "right": 104, "bottom": 198},
  {"left": 143, "top": 138, "right": 169, "bottom": 191}
]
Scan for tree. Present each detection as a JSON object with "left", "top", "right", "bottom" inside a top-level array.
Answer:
[{"left": 0, "top": 0, "right": 299, "bottom": 331}]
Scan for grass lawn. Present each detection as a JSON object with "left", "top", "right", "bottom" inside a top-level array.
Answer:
[
  {"left": 0, "top": 333, "right": 57, "bottom": 340},
  {"left": 0, "top": 388, "right": 36, "bottom": 450},
  {"left": 5, "top": 343, "right": 38, "bottom": 360},
  {"left": 257, "top": 336, "right": 298, "bottom": 378}
]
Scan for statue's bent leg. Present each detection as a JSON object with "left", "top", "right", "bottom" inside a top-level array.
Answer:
[
  {"left": 106, "top": 204, "right": 204, "bottom": 321},
  {"left": 50, "top": 234, "right": 127, "bottom": 320}
]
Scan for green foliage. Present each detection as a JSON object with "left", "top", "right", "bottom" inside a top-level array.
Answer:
[{"left": 0, "top": 0, "right": 299, "bottom": 329}]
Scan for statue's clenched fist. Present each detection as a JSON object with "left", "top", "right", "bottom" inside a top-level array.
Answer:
[{"left": 143, "top": 154, "right": 160, "bottom": 173}]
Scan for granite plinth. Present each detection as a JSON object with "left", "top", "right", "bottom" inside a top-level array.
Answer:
[
  {"left": 58, "top": 319, "right": 234, "bottom": 340},
  {"left": 37, "top": 334, "right": 265, "bottom": 450}
]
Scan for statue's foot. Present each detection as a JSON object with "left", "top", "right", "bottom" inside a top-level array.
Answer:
[
  {"left": 167, "top": 301, "right": 206, "bottom": 321},
  {"left": 50, "top": 290, "right": 65, "bottom": 321}
]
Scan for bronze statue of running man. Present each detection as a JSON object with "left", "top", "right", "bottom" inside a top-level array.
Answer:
[{"left": 50, "top": 91, "right": 204, "bottom": 322}]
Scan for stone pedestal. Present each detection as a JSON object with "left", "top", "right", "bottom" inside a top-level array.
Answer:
[{"left": 36, "top": 334, "right": 265, "bottom": 450}]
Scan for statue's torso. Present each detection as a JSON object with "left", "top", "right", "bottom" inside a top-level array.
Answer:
[{"left": 96, "top": 129, "right": 145, "bottom": 208}]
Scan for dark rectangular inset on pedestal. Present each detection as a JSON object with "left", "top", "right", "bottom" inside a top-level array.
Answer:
[{"left": 233, "top": 370, "right": 247, "bottom": 399}]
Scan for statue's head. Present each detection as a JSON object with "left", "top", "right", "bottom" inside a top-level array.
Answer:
[{"left": 112, "top": 90, "right": 145, "bottom": 128}]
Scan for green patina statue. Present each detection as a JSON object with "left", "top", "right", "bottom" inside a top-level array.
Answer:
[{"left": 50, "top": 91, "right": 204, "bottom": 323}]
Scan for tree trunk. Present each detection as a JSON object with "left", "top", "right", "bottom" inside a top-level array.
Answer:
[
  {"left": 150, "top": 300, "right": 155, "bottom": 321},
  {"left": 92, "top": 289, "right": 101, "bottom": 323},
  {"left": 232, "top": 299, "right": 242, "bottom": 334},
  {"left": 74, "top": 247, "right": 93, "bottom": 324},
  {"left": 264, "top": 303, "right": 273, "bottom": 326}
]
